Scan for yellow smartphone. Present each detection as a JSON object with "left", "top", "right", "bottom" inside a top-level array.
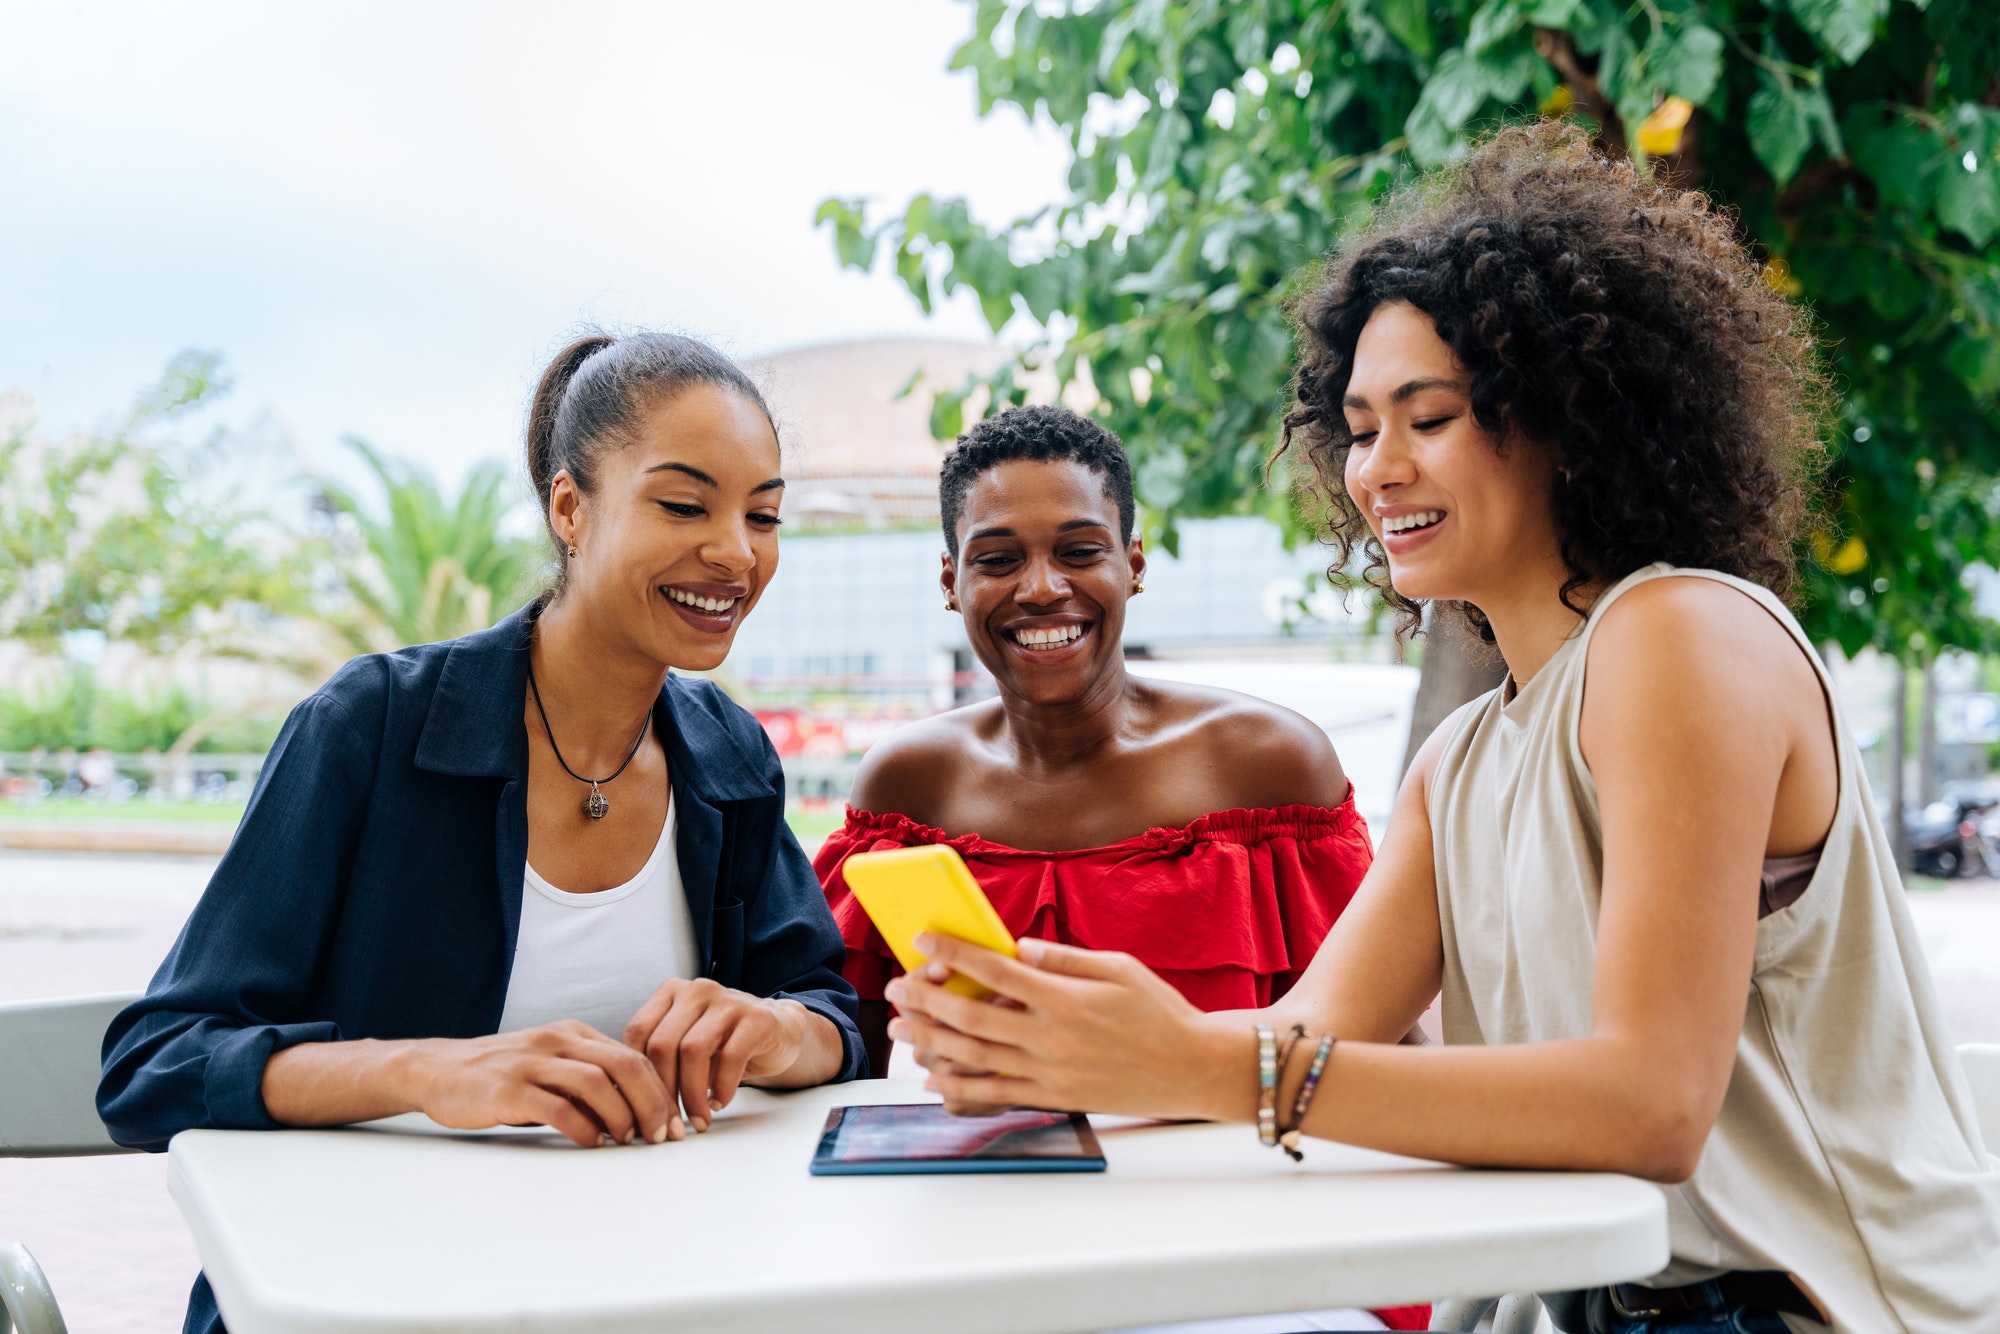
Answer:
[{"left": 842, "top": 845, "right": 1018, "bottom": 998}]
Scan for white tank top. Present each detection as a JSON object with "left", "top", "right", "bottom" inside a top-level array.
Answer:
[
  {"left": 497, "top": 793, "right": 701, "bottom": 1038},
  {"left": 1430, "top": 563, "right": 2000, "bottom": 1330}
]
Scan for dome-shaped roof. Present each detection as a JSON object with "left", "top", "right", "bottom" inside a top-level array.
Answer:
[{"left": 747, "top": 337, "right": 1012, "bottom": 484}]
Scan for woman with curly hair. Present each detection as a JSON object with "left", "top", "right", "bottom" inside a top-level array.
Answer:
[{"left": 881, "top": 123, "right": 2000, "bottom": 1331}]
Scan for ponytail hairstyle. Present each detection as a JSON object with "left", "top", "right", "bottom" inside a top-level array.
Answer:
[{"left": 525, "top": 331, "right": 777, "bottom": 594}]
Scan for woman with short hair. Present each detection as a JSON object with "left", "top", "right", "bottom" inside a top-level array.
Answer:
[
  {"left": 885, "top": 124, "right": 2000, "bottom": 1331},
  {"left": 101, "top": 331, "right": 862, "bottom": 1334}
]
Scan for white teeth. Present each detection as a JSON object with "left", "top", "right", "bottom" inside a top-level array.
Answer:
[
  {"left": 666, "top": 587, "right": 738, "bottom": 613},
  {"left": 1013, "top": 624, "right": 1083, "bottom": 648},
  {"left": 1382, "top": 509, "right": 1444, "bottom": 534}
]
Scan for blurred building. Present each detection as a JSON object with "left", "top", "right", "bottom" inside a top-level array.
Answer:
[{"left": 750, "top": 338, "right": 1009, "bottom": 529}]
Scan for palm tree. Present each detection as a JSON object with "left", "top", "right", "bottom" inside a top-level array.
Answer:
[{"left": 315, "top": 438, "right": 547, "bottom": 655}]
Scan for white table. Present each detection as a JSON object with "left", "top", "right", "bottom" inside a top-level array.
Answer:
[{"left": 168, "top": 1077, "right": 1667, "bottom": 1334}]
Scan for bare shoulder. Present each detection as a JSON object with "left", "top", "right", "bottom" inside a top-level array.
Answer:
[
  {"left": 1145, "top": 679, "right": 1351, "bottom": 810},
  {"left": 1582, "top": 574, "right": 1823, "bottom": 778},
  {"left": 847, "top": 703, "right": 994, "bottom": 821},
  {"left": 1588, "top": 574, "right": 1810, "bottom": 697}
]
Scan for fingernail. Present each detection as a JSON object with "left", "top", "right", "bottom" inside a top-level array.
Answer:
[
  {"left": 887, "top": 1019, "right": 907, "bottom": 1040},
  {"left": 884, "top": 980, "right": 905, "bottom": 1002},
  {"left": 669, "top": 1116, "right": 685, "bottom": 1141},
  {"left": 650, "top": 1123, "right": 667, "bottom": 1144},
  {"left": 1017, "top": 937, "right": 1043, "bottom": 963},
  {"left": 693, "top": 1118, "right": 709, "bottom": 1134},
  {"left": 925, "top": 962, "right": 951, "bottom": 982},
  {"left": 914, "top": 932, "right": 936, "bottom": 952}
]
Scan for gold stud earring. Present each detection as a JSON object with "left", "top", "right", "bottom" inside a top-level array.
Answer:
[
  {"left": 945, "top": 598, "right": 957, "bottom": 612},
  {"left": 1133, "top": 581, "right": 1145, "bottom": 595}
]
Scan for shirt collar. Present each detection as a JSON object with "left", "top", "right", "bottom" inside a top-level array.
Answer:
[{"left": 413, "top": 600, "right": 776, "bottom": 804}]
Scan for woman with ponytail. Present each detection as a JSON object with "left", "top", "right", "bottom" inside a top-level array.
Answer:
[{"left": 99, "top": 332, "right": 862, "bottom": 1334}]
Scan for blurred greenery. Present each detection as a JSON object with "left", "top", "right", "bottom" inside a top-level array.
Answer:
[
  {"left": 0, "top": 673, "right": 282, "bottom": 754},
  {"left": 0, "top": 799, "right": 250, "bottom": 824},
  {"left": 819, "top": 0, "right": 2000, "bottom": 662},
  {"left": 314, "top": 438, "right": 546, "bottom": 657},
  {"left": 0, "top": 356, "right": 544, "bottom": 756},
  {"left": 0, "top": 350, "right": 316, "bottom": 658}
]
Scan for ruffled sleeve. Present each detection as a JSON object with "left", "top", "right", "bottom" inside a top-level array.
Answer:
[{"left": 1069, "top": 800, "right": 1373, "bottom": 1010}]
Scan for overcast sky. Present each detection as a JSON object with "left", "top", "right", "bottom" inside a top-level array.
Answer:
[{"left": 2, "top": 0, "right": 1067, "bottom": 493}]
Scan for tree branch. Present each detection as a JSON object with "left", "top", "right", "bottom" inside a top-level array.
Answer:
[
  {"left": 1533, "top": 27, "right": 1629, "bottom": 161},
  {"left": 1776, "top": 158, "right": 1864, "bottom": 219}
]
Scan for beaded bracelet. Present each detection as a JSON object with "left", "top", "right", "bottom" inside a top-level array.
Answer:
[
  {"left": 1277, "top": 1032, "right": 1337, "bottom": 1162},
  {"left": 1255, "top": 1024, "right": 1280, "bottom": 1147}
]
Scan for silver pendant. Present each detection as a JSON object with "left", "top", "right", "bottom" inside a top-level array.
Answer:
[{"left": 584, "top": 785, "right": 609, "bottom": 820}]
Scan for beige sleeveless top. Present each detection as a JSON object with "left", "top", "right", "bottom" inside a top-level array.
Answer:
[{"left": 1430, "top": 564, "right": 2000, "bottom": 1331}]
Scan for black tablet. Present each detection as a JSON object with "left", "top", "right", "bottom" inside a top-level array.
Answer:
[{"left": 809, "top": 1102, "right": 1106, "bottom": 1175}]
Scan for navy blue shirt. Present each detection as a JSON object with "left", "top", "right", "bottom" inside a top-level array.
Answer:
[{"left": 98, "top": 607, "right": 863, "bottom": 1332}]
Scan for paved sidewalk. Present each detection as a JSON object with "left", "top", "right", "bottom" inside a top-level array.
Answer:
[{"left": 3, "top": 851, "right": 1998, "bottom": 1332}]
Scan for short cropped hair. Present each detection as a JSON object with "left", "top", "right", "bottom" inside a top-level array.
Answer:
[{"left": 938, "top": 405, "right": 1136, "bottom": 559}]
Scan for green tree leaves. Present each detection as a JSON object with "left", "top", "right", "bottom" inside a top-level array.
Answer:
[
  {"left": 1788, "top": 0, "right": 1888, "bottom": 66},
  {"left": 819, "top": 0, "right": 2000, "bottom": 661},
  {"left": 1749, "top": 80, "right": 1818, "bottom": 184},
  {"left": 0, "top": 356, "right": 313, "bottom": 658},
  {"left": 1645, "top": 24, "right": 1724, "bottom": 106},
  {"left": 314, "top": 439, "right": 544, "bottom": 656},
  {"left": 1934, "top": 107, "right": 2000, "bottom": 247}
]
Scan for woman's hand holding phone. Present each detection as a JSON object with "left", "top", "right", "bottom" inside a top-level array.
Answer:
[{"left": 886, "top": 933, "right": 1244, "bottom": 1122}]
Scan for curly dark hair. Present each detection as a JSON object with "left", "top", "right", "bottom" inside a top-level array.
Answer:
[
  {"left": 1278, "top": 120, "right": 1829, "bottom": 639},
  {"left": 939, "top": 404, "right": 1135, "bottom": 558}
]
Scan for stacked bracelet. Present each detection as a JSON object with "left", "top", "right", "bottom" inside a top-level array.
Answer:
[
  {"left": 1277, "top": 1032, "right": 1337, "bottom": 1162},
  {"left": 1255, "top": 1024, "right": 1337, "bottom": 1161}
]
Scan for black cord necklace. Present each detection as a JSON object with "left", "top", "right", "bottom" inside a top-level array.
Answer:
[{"left": 526, "top": 660, "right": 651, "bottom": 822}]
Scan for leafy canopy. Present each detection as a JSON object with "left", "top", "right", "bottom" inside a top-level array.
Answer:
[{"left": 820, "top": 0, "right": 2000, "bottom": 659}]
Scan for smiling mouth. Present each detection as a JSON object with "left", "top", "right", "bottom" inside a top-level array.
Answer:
[
  {"left": 1006, "top": 624, "right": 1087, "bottom": 649},
  {"left": 1382, "top": 509, "right": 1445, "bottom": 535},
  {"left": 663, "top": 586, "right": 740, "bottom": 615}
]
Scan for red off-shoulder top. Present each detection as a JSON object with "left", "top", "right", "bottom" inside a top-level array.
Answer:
[
  {"left": 815, "top": 796, "right": 1430, "bottom": 1332},
  {"left": 815, "top": 796, "right": 1374, "bottom": 1013}
]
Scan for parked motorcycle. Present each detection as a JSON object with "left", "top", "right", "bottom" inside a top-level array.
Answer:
[{"left": 1907, "top": 796, "right": 2000, "bottom": 879}]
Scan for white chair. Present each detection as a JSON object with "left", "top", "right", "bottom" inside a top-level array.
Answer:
[
  {"left": 0, "top": 993, "right": 141, "bottom": 1334},
  {"left": 1958, "top": 1043, "right": 2000, "bottom": 1159}
]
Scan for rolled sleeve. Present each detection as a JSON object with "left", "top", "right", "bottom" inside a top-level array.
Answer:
[
  {"left": 774, "top": 988, "right": 867, "bottom": 1083},
  {"left": 203, "top": 1019, "right": 344, "bottom": 1130}
]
